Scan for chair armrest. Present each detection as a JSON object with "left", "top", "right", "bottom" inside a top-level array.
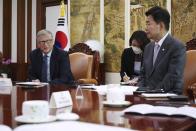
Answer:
[
  {"left": 77, "top": 78, "right": 98, "bottom": 85},
  {"left": 187, "top": 83, "right": 196, "bottom": 100}
]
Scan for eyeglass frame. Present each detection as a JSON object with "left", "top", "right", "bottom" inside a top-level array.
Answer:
[{"left": 39, "top": 39, "right": 53, "bottom": 45}]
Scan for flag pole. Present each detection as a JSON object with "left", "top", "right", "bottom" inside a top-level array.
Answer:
[
  {"left": 60, "top": 0, "right": 66, "bottom": 17},
  {"left": 55, "top": 0, "right": 70, "bottom": 51}
]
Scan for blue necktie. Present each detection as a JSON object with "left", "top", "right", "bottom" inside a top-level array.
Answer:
[{"left": 42, "top": 55, "right": 48, "bottom": 82}]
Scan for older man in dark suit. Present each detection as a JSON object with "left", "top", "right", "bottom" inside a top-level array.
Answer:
[
  {"left": 29, "top": 29, "right": 74, "bottom": 84},
  {"left": 137, "top": 6, "right": 186, "bottom": 94}
]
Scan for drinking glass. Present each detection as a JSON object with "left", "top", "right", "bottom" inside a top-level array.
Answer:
[{"left": 75, "top": 85, "right": 84, "bottom": 99}]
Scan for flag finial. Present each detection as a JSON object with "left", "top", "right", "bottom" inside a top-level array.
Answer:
[{"left": 60, "top": 1, "right": 66, "bottom": 17}]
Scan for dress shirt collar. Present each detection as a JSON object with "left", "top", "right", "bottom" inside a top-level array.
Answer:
[
  {"left": 42, "top": 49, "right": 53, "bottom": 57},
  {"left": 155, "top": 32, "right": 169, "bottom": 47}
]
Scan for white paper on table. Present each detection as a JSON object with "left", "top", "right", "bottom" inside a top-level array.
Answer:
[
  {"left": 79, "top": 84, "right": 97, "bottom": 89},
  {"left": 122, "top": 104, "right": 196, "bottom": 119},
  {"left": 16, "top": 82, "right": 48, "bottom": 86},
  {"left": 141, "top": 93, "right": 177, "bottom": 98},
  {"left": 95, "top": 85, "right": 138, "bottom": 95},
  {"left": 14, "top": 121, "right": 137, "bottom": 131}
]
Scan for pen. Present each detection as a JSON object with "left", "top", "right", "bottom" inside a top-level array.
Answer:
[{"left": 124, "top": 72, "right": 127, "bottom": 76}]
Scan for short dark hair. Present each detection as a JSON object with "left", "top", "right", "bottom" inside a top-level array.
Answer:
[
  {"left": 129, "top": 30, "right": 150, "bottom": 51},
  {"left": 145, "top": 6, "right": 170, "bottom": 30}
]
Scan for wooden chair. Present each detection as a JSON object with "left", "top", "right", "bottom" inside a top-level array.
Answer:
[
  {"left": 186, "top": 38, "right": 196, "bottom": 51},
  {"left": 68, "top": 43, "right": 100, "bottom": 85},
  {"left": 184, "top": 50, "right": 196, "bottom": 97}
]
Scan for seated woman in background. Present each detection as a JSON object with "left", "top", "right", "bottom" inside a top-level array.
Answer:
[{"left": 120, "top": 30, "right": 150, "bottom": 84}]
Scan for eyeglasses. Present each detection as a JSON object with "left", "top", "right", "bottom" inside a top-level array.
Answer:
[{"left": 39, "top": 39, "right": 53, "bottom": 45}]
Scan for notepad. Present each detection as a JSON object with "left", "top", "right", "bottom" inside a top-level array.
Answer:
[
  {"left": 141, "top": 93, "right": 177, "bottom": 98},
  {"left": 122, "top": 104, "right": 196, "bottom": 119},
  {"left": 16, "top": 82, "right": 48, "bottom": 86},
  {"left": 79, "top": 84, "right": 96, "bottom": 89}
]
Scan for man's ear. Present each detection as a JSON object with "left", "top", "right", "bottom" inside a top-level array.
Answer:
[
  {"left": 37, "top": 43, "right": 40, "bottom": 48},
  {"left": 159, "top": 22, "right": 165, "bottom": 31}
]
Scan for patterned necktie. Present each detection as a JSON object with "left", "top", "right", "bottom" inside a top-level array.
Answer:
[
  {"left": 42, "top": 55, "right": 48, "bottom": 82},
  {"left": 153, "top": 44, "right": 160, "bottom": 66}
]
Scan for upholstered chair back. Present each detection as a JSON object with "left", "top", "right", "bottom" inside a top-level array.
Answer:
[
  {"left": 186, "top": 38, "right": 196, "bottom": 50},
  {"left": 68, "top": 43, "right": 100, "bottom": 85},
  {"left": 184, "top": 50, "right": 196, "bottom": 96},
  {"left": 69, "top": 52, "right": 93, "bottom": 80}
]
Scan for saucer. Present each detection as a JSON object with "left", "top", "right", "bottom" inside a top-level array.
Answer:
[
  {"left": 103, "top": 101, "right": 131, "bottom": 107},
  {"left": 15, "top": 115, "right": 56, "bottom": 123},
  {"left": 56, "top": 113, "right": 79, "bottom": 121}
]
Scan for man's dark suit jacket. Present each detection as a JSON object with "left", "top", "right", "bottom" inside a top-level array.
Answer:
[
  {"left": 29, "top": 45, "right": 75, "bottom": 84},
  {"left": 137, "top": 34, "right": 186, "bottom": 94}
]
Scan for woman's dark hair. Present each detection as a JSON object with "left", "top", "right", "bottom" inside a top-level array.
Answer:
[{"left": 129, "top": 30, "right": 150, "bottom": 51}]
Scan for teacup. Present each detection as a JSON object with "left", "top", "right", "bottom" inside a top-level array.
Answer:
[
  {"left": 106, "top": 87, "right": 125, "bottom": 103},
  {"left": 22, "top": 100, "right": 49, "bottom": 120}
]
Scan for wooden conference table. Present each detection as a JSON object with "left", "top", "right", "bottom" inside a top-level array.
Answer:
[{"left": 0, "top": 84, "right": 196, "bottom": 131}]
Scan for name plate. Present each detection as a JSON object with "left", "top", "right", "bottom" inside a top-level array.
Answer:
[{"left": 50, "top": 91, "right": 73, "bottom": 108}]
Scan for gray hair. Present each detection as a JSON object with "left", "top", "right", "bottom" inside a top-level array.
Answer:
[{"left": 36, "top": 29, "right": 53, "bottom": 40}]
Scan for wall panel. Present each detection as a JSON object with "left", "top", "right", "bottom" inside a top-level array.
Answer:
[
  {"left": 3, "top": 0, "right": 12, "bottom": 60},
  {"left": 17, "top": 0, "right": 25, "bottom": 64},
  {"left": 0, "top": 0, "right": 3, "bottom": 52},
  {"left": 32, "top": 0, "right": 36, "bottom": 50},
  {"left": 11, "top": 0, "right": 17, "bottom": 62},
  {"left": 27, "top": 0, "right": 32, "bottom": 63}
]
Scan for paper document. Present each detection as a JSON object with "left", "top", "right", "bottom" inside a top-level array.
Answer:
[
  {"left": 141, "top": 93, "right": 177, "bottom": 98},
  {"left": 16, "top": 82, "right": 48, "bottom": 86},
  {"left": 122, "top": 104, "right": 196, "bottom": 119},
  {"left": 79, "top": 84, "right": 96, "bottom": 89},
  {"left": 95, "top": 85, "right": 138, "bottom": 95},
  {"left": 120, "top": 80, "right": 137, "bottom": 85}
]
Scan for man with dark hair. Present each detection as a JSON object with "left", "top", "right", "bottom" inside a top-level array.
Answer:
[
  {"left": 137, "top": 6, "right": 186, "bottom": 94},
  {"left": 29, "top": 29, "right": 75, "bottom": 84}
]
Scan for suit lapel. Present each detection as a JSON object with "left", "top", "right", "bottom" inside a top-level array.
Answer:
[
  {"left": 38, "top": 49, "right": 43, "bottom": 77},
  {"left": 149, "top": 42, "right": 155, "bottom": 76},
  {"left": 152, "top": 35, "right": 171, "bottom": 69}
]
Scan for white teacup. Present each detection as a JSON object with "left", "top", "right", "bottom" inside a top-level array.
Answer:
[
  {"left": 22, "top": 100, "right": 49, "bottom": 120},
  {"left": 106, "top": 88, "right": 125, "bottom": 103}
]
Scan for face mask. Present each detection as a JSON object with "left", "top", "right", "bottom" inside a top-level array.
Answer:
[{"left": 132, "top": 46, "right": 142, "bottom": 54}]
